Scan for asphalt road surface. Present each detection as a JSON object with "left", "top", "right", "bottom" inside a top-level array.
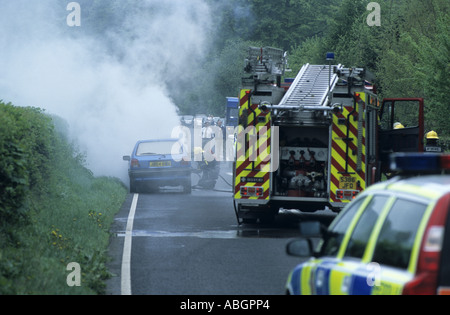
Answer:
[{"left": 106, "top": 163, "right": 336, "bottom": 295}]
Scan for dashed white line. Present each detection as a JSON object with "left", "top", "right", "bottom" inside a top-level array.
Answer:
[{"left": 121, "top": 193, "right": 139, "bottom": 295}]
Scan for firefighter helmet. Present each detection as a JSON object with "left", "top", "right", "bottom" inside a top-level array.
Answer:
[
  {"left": 394, "top": 122, "right": 405, "bottom": 129},
  {"left": 194, "top": 147, "right": 203, "bottom": 155},
  {"left": 426, "top": 131, "right": 439, "bottom": 140}
]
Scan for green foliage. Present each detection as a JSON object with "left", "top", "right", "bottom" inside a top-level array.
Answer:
[
  {"left": 177, "top": 0, "right": 340, "bottom": 115},
  {"left": 174, "top": 38, "right": 261, "bottom": 116},
  {"left": 60, "top": 0, "right": 450, "bottom": 138},
  {"left": 245, "top": 0, "right": 449, "bottom": 137},
  {"left": 0, "top": 102, "right": 127, "bottom": 294},
  {"left": 245, "top": 0, "right": 333, "bottom": 50},
  {"left": 375, "top": 0, "right": 450, "bottom": 134},
  {"left": 0, "top": 104, "right": 52, "bottom": 231},
  {"left": 289, "top": 36, "right": 327, "bottom": 74}
]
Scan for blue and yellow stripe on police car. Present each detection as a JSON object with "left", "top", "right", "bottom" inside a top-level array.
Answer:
[{"left": 234, "top": 89, "right": 271, "bottom": 202}]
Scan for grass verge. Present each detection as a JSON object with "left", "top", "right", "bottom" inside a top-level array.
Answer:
[{"left": 0, "top": 102, "right": 127, "bottom": 294}]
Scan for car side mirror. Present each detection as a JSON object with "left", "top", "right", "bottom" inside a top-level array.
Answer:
[
  {"left": 286, "top": 239, "right": 314, "bottom": 258},
  {"left": 123, "top": 155, "right": 131, "bottom": 161}
]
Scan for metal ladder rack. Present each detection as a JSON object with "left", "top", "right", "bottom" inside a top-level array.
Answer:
[
  {"left": 278, "top": 64, "right": 342, "bottom": 108},
  {"left": 244, "top": 47, "right": 286, "bottom": 79}
]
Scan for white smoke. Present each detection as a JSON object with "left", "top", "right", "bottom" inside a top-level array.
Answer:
[{"left": 0, "top": 0, "right": 212, "bottom": 183}]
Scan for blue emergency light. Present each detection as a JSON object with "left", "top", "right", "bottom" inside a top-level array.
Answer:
[{"left": 391, "top": 153, "right": 450, "bottom": 172}]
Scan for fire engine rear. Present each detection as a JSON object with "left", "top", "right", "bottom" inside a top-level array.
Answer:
[{"left": 233, "top": 47, "right": 424, "bottom": 224}]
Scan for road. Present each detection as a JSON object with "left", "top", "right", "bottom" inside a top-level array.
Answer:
[{"left": 106, "top": 163, "right": 336, "bottom": 295}]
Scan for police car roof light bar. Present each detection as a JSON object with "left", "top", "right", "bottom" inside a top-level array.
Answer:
[{"left": 391, "top": 153, "right": 450, "bottom": 172}]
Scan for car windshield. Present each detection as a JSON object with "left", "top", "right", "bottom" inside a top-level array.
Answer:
[{"left": 136, "top": 141, "right": 180, "bottom": 156}]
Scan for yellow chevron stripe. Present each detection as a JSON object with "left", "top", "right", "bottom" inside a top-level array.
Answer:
[
  {"left": 329, "top": 102, "right": 367, "bottom": 204},
  {"left": 235, "top": 89, "right": 271, "bottom": 201}
]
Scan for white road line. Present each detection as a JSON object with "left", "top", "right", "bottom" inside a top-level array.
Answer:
[{"left": 121, "top": 193, "right": 139, "bottom": 295}]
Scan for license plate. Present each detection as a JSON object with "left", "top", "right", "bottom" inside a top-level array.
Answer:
[
  {"left": 339, "top": 176, "right": 357, "bottom": 190},
  {"left": 149, "top": 161, "right": 171, "bottom": 167}
]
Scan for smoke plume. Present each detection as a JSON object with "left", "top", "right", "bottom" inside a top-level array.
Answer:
[{"left": 0, "top": 0, "right": 212, "bottom": 183}]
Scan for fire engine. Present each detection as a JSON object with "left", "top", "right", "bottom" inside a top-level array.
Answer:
[{"left": 233, "top": 47, "right": 424, "bottom": 223}]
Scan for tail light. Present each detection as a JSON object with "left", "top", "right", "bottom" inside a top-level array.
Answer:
[
  {"left": 131, "top": 159, "right": 140, "bottom": 168},
  {"left": 336, "top": 190, "right": 359, "bottom": 200},
  {"left": 240, "top": 186, "right": 264, "bottom": 197},
  {"left": 403, "top": 226, "right": 444, "bottom": 295},
  {"left": 403, "top": 195, "right": 450, "bottom": 295}
]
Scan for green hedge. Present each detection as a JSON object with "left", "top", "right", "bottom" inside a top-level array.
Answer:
[{"left": 0, "top": 102, "right": 127, "bottom": 294}]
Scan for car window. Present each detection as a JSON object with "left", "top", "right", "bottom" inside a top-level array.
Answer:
[
  {"left": 344, "top": 195, "right": 390, "bottom": 259},
  {"left": 372, "top": 198, "right": 427, "bottom": 270},
  {"left": 136, "top": 141, "right": 180, "bottom": 156},
  {"left": 321, "top": 197, "right": 367, "bottom": 256}
]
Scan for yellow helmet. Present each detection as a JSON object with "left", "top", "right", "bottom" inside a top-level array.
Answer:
[
  {"left": 194, "top": 147, "right": 203, "bottom": 155},
  {"left": 393, "top": 122, "right": 404, "bottom": 129},
  {"left": 426, "top": 131, "right": 439, "bottom": 140}
]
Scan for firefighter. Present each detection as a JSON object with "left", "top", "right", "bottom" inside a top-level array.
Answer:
[
  {"left": 425, "top": 130, "right": 442, "bottom": 153},
  {"left": 216, "top": 119, "right": 226, "bottom": 141},
  {"left": 193, "top": 146, "right": 219, "bottom": 189},
  {"left": 216, "top": 119, "right": 226, "bottom": 162},
  {"left": 202, "top": 120, "right": 214, "bottom": 141}
]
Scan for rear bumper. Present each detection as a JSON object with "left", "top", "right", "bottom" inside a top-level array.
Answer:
[
  {"left": 236, "top": 196, "right": 335, "bottom": 217},
  {"left": 129, "top": 169, "right": 191, "bottom": 186}
]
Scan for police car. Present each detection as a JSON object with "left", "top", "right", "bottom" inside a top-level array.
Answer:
[{"left": 285, "top": 153, "right": 450, "bottom": 295}]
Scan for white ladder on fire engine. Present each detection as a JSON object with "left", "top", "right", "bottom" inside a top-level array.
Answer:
[{"left": 278, "top": 63, "right": 342, "bottom": 108}]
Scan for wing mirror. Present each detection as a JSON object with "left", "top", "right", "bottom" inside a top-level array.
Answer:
[
  {"left": 286, "top": 221, "right": 324, "bottom": 258},
  {"left": 286, "top": 239, "right": 314, "bottom": 258}
]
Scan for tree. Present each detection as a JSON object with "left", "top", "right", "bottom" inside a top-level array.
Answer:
[
  {"left": 289, "top": 36, "right": 328, "bottom": 74},
  {"left": 376, "top": 0, "right": 450, "bottom": 134}
]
